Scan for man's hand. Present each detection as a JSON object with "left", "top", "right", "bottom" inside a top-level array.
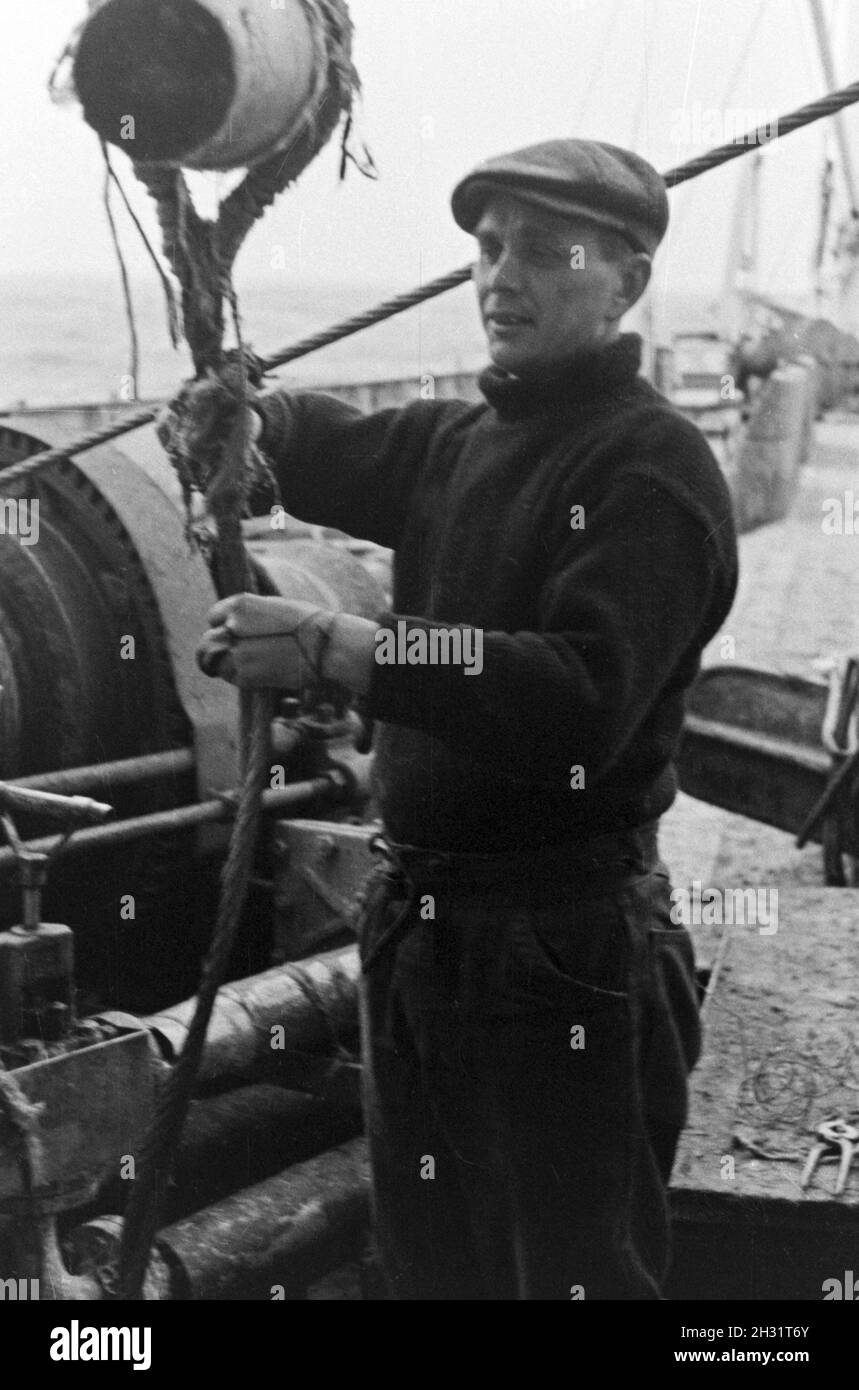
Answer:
[{"left": 197, "top": 594, "right": 377, "bottom": 695}]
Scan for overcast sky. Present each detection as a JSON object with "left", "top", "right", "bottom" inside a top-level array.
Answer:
[{"left": 3, "top": 0, "right": 857, "bottom": 322}]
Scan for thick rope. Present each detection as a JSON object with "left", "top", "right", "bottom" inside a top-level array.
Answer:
[
  {"left": 111, "top": 0, "right": 358, "bottom": 1302},
  {"left": 116, "top": 686, "right": 274, "bottom": 1299},
  {"left": 101, "top": 146, "right": 140, "bottom": 400},
  {"left": 216, "top": 0, "right": 357, "bottom": 262},
  {"left": 0, "top": 1067, "right": 47, "bottom": 1205},
  {"left": 5, "top": 77, "right": 859, "bottom": 489},
  {"left": 0, "top": 1070, "right": 50, "bottom": 1290},
  {"left": 102, "top": 144, "right": 181, "bottom": 348},
  {"left": 0, "top": 1069, "right": 99, "bottom": 1299}
]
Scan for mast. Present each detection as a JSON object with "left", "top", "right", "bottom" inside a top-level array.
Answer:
[
  {"left": 813, "top": 156, "right": 834, "bottom": 311},
  {"left": 720, "top": 152, "right": 763, "bottom": 341},
  {"left": 809, "top": 0, "right": 859, "bottom": 329}
]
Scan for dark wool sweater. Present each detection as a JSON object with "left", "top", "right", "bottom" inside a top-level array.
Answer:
[{"left": 255, "top": 332, "right": 738, "bottom": 851}]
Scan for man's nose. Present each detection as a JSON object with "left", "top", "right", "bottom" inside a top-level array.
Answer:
[{"left": 485, "top": 246, "right": 523, "bottom": 291}]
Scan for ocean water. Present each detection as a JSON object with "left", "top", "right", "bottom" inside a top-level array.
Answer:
[{"left": 0, "top": 272, "right": 712, "bottom": 410}]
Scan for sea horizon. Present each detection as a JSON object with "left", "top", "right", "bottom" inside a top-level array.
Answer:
[{"left": 0, "top": 270, "right": 716, "bottom": 410}]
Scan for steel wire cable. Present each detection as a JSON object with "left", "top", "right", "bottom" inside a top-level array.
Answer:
[{"left": 3, "top": 79, "right": 859, "bottom": 489}]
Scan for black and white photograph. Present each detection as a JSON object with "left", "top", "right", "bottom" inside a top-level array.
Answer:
[{"left": 1, "top": 0, "right": 859, "bottom": 1353}]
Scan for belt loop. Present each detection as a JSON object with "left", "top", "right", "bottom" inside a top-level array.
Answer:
[
  {"left": 369, "top": 831, "right": 410, "bottom": 880},
  {"left": 361, "top": 834, "right": 419, "bottom": 973}
]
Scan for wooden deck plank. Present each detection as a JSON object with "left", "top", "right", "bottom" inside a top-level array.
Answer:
[{"left": 672, "top": 887, "right": 859, "bottom": 1225}]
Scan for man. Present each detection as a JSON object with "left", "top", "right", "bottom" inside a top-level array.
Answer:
[{"left": 175, "top": 139, "right": 738, "bottom": 1299}]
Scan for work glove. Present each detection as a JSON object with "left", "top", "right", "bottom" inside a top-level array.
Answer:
[{"left": 198, "top": 594, "right": 377, "bottom": 696}]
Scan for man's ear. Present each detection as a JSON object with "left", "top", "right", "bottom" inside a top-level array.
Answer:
[{"left": 612, "top": 253, "right": 652, "bottom": 319}]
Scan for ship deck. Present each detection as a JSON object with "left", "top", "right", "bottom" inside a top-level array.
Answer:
[{"left": 662, "top": 415, "right": 859, "bottom": 1299}]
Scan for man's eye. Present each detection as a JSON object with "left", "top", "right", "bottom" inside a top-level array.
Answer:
[{"left": 524, "top": 243, "right": 564, "bottom": 263}]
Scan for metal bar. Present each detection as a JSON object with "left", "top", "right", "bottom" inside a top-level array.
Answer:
[
  {"left": 0, "top": 777, "right": 337, "bottom": 876},
  {"left": 0, "top": 783, "right": 112, "bottom": 826},
  {"left": 796, "top": 744, "right": 859, "bottom": 847},
  {"left": 7, "top": 749, "right": 195, "bottom": 796},
  {"left": 682, "top": 715, "right": 830, "bottom": 774}
]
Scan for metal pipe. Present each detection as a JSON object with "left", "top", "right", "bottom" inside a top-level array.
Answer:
[
  {"left": 143, "top": 945, "right": 360, "bottom": 1087},
  {"left": 0, "top": 782, "right": 112, "bottom": 827},
  {"left": 88, "top": 1084, "right": 362, "bottom": 1224},
  {"left": 0, "top": 776, "right": 340, "bottom": 876},
  {"left": 8, "top": 748, "right": 195, "bottom": 796},
  {"left": 155, "top": 1138, "right": 370, "bottom": 1299},
  {"left": 68, "top": 1139, "right": 370, "bottom": 1300},
  {"left": 168, "top": 1087, "right": 362, "bottom": 1217}
]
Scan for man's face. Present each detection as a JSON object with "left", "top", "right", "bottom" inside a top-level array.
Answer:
[{"left": 472, "top": 194, "right": 638, "bottom": 378}]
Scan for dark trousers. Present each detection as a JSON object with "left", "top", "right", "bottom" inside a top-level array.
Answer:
[{"left": 356, "top": 824, "right": 702, "bottom": 1301}]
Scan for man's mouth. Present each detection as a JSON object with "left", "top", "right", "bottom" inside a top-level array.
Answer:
[{"left": 487, "top": 311, "right": 532, "bottom": 326}]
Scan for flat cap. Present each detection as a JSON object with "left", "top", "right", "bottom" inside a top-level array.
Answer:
[{"left": 451, "top": 138, "right": 668, "bottom": 256}]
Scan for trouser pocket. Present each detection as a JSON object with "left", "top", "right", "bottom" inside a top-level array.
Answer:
[{"left": 642, "top": 925, "right": 702, "bottom": 1133}]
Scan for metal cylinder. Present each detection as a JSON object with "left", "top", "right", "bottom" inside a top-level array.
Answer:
[
  {"left": 73, "top": 0, "right": 325, "bottom": 169},
  {"left": 88, "top": 1084, "right": 361, "bottom": 1223},
  {"left": 155, "top": 1138, "right": 369, "bottom": 1298},
  {"left": 143, "top": 945, "right": 360, "bottom": 1087},
  {"left": 168, "top": 1087, "right": 362, "bottom": 1215},
  {"left": 67, "top": 1139, "right": 370, "bottom": 1299}
]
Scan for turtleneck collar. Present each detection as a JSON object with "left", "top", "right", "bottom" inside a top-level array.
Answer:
[{"left": 478, "top": 331, "right": 643, "bottom": 420}]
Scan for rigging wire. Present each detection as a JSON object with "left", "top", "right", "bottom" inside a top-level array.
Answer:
[
  {"left": 5, "top": 78, "right": 859, "bottom": 487},
  {"left": 100, "top": 143, "right": 139, "bottom": 403},
  {"left": 677, "top": 0, "right": 704, "bottom": 123},
  {"left": 712, "top": 0, "right": 771, "bottom": 323},
  {"left": 807, "top": 0, "right": 859, "bottom": 214},
  {"left": 660, "top": 0, "right": 771, "bottom": 259},
  {"left": 102, "top": 147, "right": 181, "bottom": 349},
  {"left": 653, "top": 0, "right": 704, "bottom": 327},
  {"left": 719, "top": 0, "right": 771, "bottom": 110},
  {"left": 757, "top": 0, "right": 833, "bottom": 302},
  {"left": 628, "top": 0, "right": 659, "bottom": 148},
  {"left": 569, "top": 0, "right": 623, "bottom": 133}
]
